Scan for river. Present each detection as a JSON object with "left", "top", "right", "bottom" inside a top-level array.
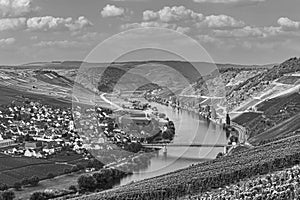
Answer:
[{"left": 119, "top": 102, "right": 227, "bottom": 185}]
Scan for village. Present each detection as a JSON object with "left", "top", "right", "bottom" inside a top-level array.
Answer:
[
  {"left": 0, "top": 101, "right": 86, "bottom": 159},
  {"left": 0, "top": 97, "right": 175, "bottom": 161}
]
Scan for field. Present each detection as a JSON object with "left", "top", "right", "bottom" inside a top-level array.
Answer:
[
  {"left": 276, "top": 75, "right": 300, "bottom": 85},
  {"left": 0, "top": 152, "right": 85, "bottom": 186},
  {"left": 234, "top": 92, "right": 300, "bottom": 138},
  {"left": 0, "top": 85, "right": 71, "bottom": 108},
  {"left": 232, "top": 112, "right": 262, "bottom": 126},
  {"left": 249, "top": 113, "right": 300, "bottom": 145},
  {"left": 75, "top": 135, "right": 300, "bottom": 200}
]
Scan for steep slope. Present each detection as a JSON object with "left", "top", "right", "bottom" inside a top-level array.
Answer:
[{"left": 249, "top": 113, "right": 300, "bottom": 145}]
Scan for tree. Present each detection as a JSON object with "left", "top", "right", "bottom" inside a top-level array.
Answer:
[
  {"left": 0, "top": 184, "right": 8, "bottom": 191},
  {"left": 69, "top": 185, "right": 77, "bottom": 192},
  {"left": 71, "top": 166, "right": 79, "bottom": 172},
  {"left": 13, "top": 182, "right": 22, "bottom": 191},
  {"left": 87, "top": 159, "right": 104, "bottom": 170},
  {"left": 226, "top": 113, "right": 231, "bottom": 125},
  {"left": 28, "top": 176, "right": 39, "bottom": 187},
  {"left": 30, "top": 192, "right": 46, "bottom": 200},
  {"left": 76, "top": 164, "right": 84, "bottom": 171},
  {"left": 21, "top": 178, "right": 29, "bottom": 186},
  {"left": 162, "top": 129, "right": 174, "bottom": 140},
  {"left": 77, "top": 175, "right": 96, "bottom": 192},
  {"left": 1, "top": 191, "right": 15, "bottom": 200},
  {"left": 46, "top": 173, "right": 54, "bottom": 179},
  {"left": 64, "top": 168, "right": 71, "bottom": 174}
]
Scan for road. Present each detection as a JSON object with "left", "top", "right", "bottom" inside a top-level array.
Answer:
[
  {"left": 100, "top": 93, "right": 123, "bottom": 110},
  {"left": 142, "top": 143, "right": 231, "bottom": 148}
]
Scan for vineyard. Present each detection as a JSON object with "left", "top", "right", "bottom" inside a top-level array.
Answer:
[
  {"left": 74, "top": 135, "right": 300, "bottom": 200},
  {"left": 184, "top": 164, "right": 300, "bottom": 199}
]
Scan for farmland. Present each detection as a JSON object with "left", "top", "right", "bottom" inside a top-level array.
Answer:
[{"left": 0, "top": 151, "right": 85, "bottom": 186}]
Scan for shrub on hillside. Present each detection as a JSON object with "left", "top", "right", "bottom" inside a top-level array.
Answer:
[
  {"left": 77, "top": 175, "right": 97, "bottom": 192},
  {"left": 13, "top": 182, "right": 22, "bottom": 191},
  {"left": 1, "top": 191, "right": 15, "bottom": 200},
  {"left": 0, "top": 184, "right": 8, "bottom": 191}
]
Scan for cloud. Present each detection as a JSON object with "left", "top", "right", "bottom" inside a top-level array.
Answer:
[
  {"left": 213, "top": 26, "right": 265, "bottom": 38},
  {"left": 0, "top": 17, "right": 26, "bottom": 31},
  {"left": 66, "top": 16, "right": 93, "bottom": 31},
  {"left": 0, "top": 37, "right": 16, "bottom": 46},
  {"left": 176, "top": 26, "right": 191, "bottom": 34},
  {"left": 26, "top": 16, "right": 92, "bottom": 31},
  {"left": 0, "top": 0, "right": 37, "bottom": 17},
  {"left": 193, "top": 0, "right": 266, "bottom": 3},
  {"left": 200, "top": 15, "right": 245, "bottom": 29},
  {"left": 34, "top": 40, "right": 81, "bottom": 48},
  {"left": 101, "top": 4, "right": 125, "bottom": 18},
  {"left": 143, "top": 6, "right": 203, "bottom": 23},
  {"left": 277, "top": 17, "right": 300, "bottom": 31},
  {"left": 121, "top": 21, "right": 176, "bottom": 30}
]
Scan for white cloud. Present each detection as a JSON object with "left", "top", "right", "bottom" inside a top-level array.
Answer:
[
  {"left": 34, "top": 40, "right": 81, "bottom": 48},
  {"left": 277, "top": 17, "right": 300, "bottom": 31},
  {"left": 143, "top": 6, "right": 203, "bottom": 23},
  {"left": 26, "top": 16, "right": 92, "bottom": 31},
  {"left": 0, "top": 0, "right": 36, "bottom": 17},
  {"left": 121, "top": 21, "right": 176, "bottom": 30},
  {"left": 213, "top": 26, "right": 265, "bottom": 38},
  {"left": 143, "top": 10, "right": 158, "bottom": 21},
  {"left": 0, "top": 17, "right": 26, "bottom": 31},
  {"left": 0, "top": 37, "right": 16, "bottom": 46},
  {"left": 200, "top": 15, "right": 245, "bottom": 29},
  {"left": 101, "top": 4, "right": 125, "bottom": 18},
  {"left": 66, "top": 16, "right": 93, "bottom": 31},
  {"left": 193, "top": 0, "right": 266, "bottom": 3},
  {"left": 176, "top": 26, "right": 191, "bottom": 34}
]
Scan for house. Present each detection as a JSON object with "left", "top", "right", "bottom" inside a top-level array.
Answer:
[
  {"left": 25, "top": 142, "right": 42, "bottom": 150},
  {"left": 0, "top": 139, "right": 15, "bottom": 149},
  {"left": 24, "top": 149, "right": 43, "bottom": 158}
]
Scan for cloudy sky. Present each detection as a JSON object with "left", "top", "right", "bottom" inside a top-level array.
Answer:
[{"left": 0, "top": 0, "right": 300, "bottom": 65}]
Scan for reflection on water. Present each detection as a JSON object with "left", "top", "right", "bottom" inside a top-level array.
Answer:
[{"left": 119, "top": 103, "right": 227, "bottom": 186}]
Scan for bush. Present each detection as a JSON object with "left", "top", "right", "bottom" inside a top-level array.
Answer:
[
  {"left": 77, "top": 175, "right": 96, "bottom": 192},
  {"left": 69, "top": 185, "right": 77, "bottom": 192},
  {"left": 87, "top": 159, "right": 104, "bottom": 170},
  {"left": 1, "top": 191, "right": 15, "bottom": 200},
  {"left": 46, "top": 173, "right": 54, "bottom": 179},
  {"left": 71, "top": 166, "right": 79, "bottom": 172},
  {"left": 0, "top": 184, "right": 8, "bottom": 191},
  {"left": 28, "top": 176, "right": 39, "bottom": 187},
  {"left": 76, "top": 164, "right": 84, "bottom": 170},
  {"left": 13, "top": 182, "right": 22, "bottom": 191},
  {"left": 64, "top": 168, "right": 71, "bottom": 174},
  {"left": 21, "top": 178, "right": 29, "bottom": 186},
  {"left": 30, "top": 192, "right": 46, "bottom": 200}
]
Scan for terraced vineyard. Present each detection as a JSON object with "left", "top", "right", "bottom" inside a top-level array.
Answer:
[{"left": 74, "top": 135, "right": 300, "bottom": 200}]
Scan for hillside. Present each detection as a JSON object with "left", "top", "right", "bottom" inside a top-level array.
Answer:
[
  {"left": 0, "top": 85, "right": 70, "bottom": 108},
  {"left": 73, "top": 134, "right": 300, "bottom": 200},
  {"left": 233, "top": 91, "right": 300, "bottom": 139},
  {"left": 249, "top": 113, "right": 300, "bottom": 145}
]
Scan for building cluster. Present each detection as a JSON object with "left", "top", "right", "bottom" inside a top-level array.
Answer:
[
  {"left": 0, "top": 97, "right": 172, "bottom": 163},
  {"left": 0, "top": 101, "right": 84, "bottom": 158},
  {"left": 74, "top": 102, "right": 169, "bottom": 151}
]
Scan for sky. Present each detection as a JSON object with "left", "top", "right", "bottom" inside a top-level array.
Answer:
[{"left": 0, "top": 0, "right": 300, "bottom": 65}]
